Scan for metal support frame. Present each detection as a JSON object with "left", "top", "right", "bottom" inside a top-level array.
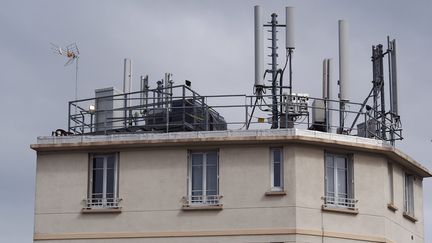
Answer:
[
  {"left": 372, "top": 44, "right": 386, "bottom": 140},
  {"left": 347, "top": 37, "right": 402, "bottom": 146}
]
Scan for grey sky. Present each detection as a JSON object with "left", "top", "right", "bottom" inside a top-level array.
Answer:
[{"left": 0, "top": 0, "right": 431, "bottom": 241}]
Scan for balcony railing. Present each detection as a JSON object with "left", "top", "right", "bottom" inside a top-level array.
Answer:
[
  {"left": 183, "top": 195, "right": 222, "bottom": 207},
  {"left": 84, "top": 198, "right": 122, "bottom": 209},
  {"left": 323, "top": 195, "right": 358, "bottom": 210}
]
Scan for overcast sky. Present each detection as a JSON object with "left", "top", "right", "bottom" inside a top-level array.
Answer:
[{"left": 0, "top": 0, "right": 431, "bottom": 242}]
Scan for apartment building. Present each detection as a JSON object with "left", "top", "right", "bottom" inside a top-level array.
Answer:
[
  {"left": 31, "top": 128, "right": 431, "bottom": 243},
  {"left": 32, "top": 5, "right": 430, "bottom": 242}
]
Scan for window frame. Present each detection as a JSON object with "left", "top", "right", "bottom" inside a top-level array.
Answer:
[
  {"left": 404, "top": 173, "right": 415, "bottom": 216},
  {"left": 324, "top": 152, "right": 355, "bottom": 209},
  {"left": 388, "top": 162, "right": 394, "bottom": 204},
  {"left": 87, "top": 153, "right": 119, "bottom": 209},
  {"left": 187, "top": 150, "right": 220, "bottom": 205},
  {"left": 270, "top": 147, "right": 284, "bottom": 191}
]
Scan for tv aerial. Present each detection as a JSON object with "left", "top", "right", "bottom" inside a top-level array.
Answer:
[
  {"left": 50, "top": 42, "right": 80, "bottom": 111},
  {"left": 51, "top": 42, "right": 80, "bottom": 66}
]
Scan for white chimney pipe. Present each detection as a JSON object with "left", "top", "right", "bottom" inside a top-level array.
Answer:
[
  {"left": 338, "top": 20, "right": 349, "bottom": 101},
  {"left": 254, "top": 5, "right": 264, "bottom": 87},
  {"left": 285, "top": 7, "right": 295, "bottom": 49}
]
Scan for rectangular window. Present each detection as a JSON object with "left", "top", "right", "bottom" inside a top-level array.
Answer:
[
  {"left": 324, "top": 153, "right": 356, "bottom": 209},
  {"left": 404, "top": 174, "right": 414, "bottom": 215},
  {"left": 87, "top": 153, "right": 120, "bottom": 209},
  {"left": 187, "top": 150, "right": 220, "bottom": 206},
  {"left": 270, "top": 148, "right": 283, "bottom": 191},
  {"left": 388, "top": 162, "right": 394, "bottom": 204}
]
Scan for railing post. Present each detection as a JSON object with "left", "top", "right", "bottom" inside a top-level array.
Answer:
[
  {"left": 68, "top": 101, "right": 71, "bottom": 133},
  {"left": 182, "top": 86, "right": 186, "bottom": 131},
  {"left": 166, "top": 102, "right": 169, "bottom": 133},
  {"left": 124, "top": 93, "right": 127, "bottom": 129},
  {"left": 81, "top": 111, "right": 84, "bottom": 133},
  {"left": 245, "top": 96, "right": 248, "bottom": 130},
  {"left": 203, "top": 97, "right": 208, "bottom": 131}
]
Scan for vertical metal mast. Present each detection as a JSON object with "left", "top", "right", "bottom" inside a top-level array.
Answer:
[
  {"left": 270, "top": 13, "right": 279, "bottom": 129},
  {"left": 371, "top": 45, "right": 386, "bottom": 140},
  {"left": 252, "top": 6, "right": 293, "bottom": 130}
]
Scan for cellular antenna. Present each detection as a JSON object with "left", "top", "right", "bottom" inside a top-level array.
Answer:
[
  {"left": 285, "top": 7, "right": 295, "bottom": 49},
  {"left": 123, "top": 58, "right": 132, "bottom": 127},
  {"left": 338, "top": 20, "right": 349, "bottom": 133},
  {"left": 254, "top": 5, "right": 264, "bottom": 93},
  {"left": 248, "top": 6, "right": 296, "bottom": 130}
]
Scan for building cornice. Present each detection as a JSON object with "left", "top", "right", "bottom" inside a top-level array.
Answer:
[{"left": 30, "top": 129, "right": 431, "bottom": 177}]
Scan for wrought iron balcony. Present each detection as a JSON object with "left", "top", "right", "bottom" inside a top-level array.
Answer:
[
  {"left": 84, "top": 198, "right": 122, "bottom": 210},
  {"left": 322, "top": 195, "right": 358, "bottom": 210},
  {"left": 183, "top": 195, "right": 222, "bottom": 207}
]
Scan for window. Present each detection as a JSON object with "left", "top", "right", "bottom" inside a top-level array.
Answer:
[
  {"left": 387, "top": 163, "right": 394, "bottom": 203},
  {"left": 86, "top": 153, "right": 120, "bottom": 209},
  {"left": 324, "top": 153, "right": 356, "bottom": 209},
  {"left": 270, "top": 148, "right": 283, "bottom": 191},
  {"left": 404, "top": 174, "right": 414, "bottom": 216},
  {"left": 186, "top": 150, "right": 220, "bottom": 206}
]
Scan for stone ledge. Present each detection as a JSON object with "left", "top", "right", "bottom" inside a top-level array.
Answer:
[
  {"left": 181, "top": 205, "right": 223, "bottom": 211},
  {"left": 81, "top": 208, "right": 122, "bottom": 214},
  {"left": 387, "top": 203, "right": 398, "bottom": 212},
  {"left": 403, "top": 212, "right": 418, "bottom": 223},
  {"left": 265, "top": 191, "right": 287, "bottom": 196},
  {"left": 321, "top": 205, "right": 359, "bottom": 215}
]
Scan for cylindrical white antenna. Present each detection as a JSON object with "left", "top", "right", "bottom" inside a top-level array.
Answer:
[
  {"left": 323, "top": 58, "right": 332, "bottom": 132},
  {"left": 338, "top": 20, "right": 349, "bottom": 101},
  {"left": 285, "top": 7, "right": 295, "bottom": 49},
  {"left": 123, "top": 58, "right": 132, "bottom": 127},
  {"left": 327, "top": 58, "right": 332, "bottom": 132},
  {"left": 123, "top": 58, "right": 132, "bottom": 93},
  {"left": 254, "top": 5, "right": 264, "bottom": 87}
]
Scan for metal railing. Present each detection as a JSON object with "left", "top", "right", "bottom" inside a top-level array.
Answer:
[
  {"left": 84, "top": 198, "right": 122, "bottom": 209},
  {"left": 322, "top": 195, "right": 358, "bottom": 209},
  {"left": 183, "top": 195, "right": 222, "bottom": 207},
  {"left": 64, "top": 85, "right": 403, "bottom": 145}
]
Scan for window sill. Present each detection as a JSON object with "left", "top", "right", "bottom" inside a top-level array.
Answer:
[
  {"left": 403, "top": 212, "right": 418, "bottom": 223},
  {"left": 182, "top": 205, "right": 223, "bottom": 211},
  {"left": 322, "top": 205, "right": 359, "bottom": 215},
  {"left": 387, "top": 203, "right": 398, "bottom": 212},
  {"left": 81, "top": 208, "right": 122, "bottom": 214},
  {"left": 265, "top": 190, "right": 287, "bottom": 196}
]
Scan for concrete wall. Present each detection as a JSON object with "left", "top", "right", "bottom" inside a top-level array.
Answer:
[{"left": 34, "top": 142, "right": 425, "bottom": 243}]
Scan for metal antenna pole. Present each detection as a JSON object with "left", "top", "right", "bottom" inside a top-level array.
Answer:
[
  {"left": 270, "top": 13, "right": 279, "bottom": 129},
  {"left": 288, "top": 48, "right": 293, "bottom": 95},
  {"left": 379, "top": 47, "right": 386, "bottom": 140},
  {"left": 372, "top": 46, "right": 379, "bottom": 135},
  {"left": 339, "top": 97, "right": 345, "bottom": 133},
  {"left": 74, "top": 57, "right": 79, "bottom": 115}
]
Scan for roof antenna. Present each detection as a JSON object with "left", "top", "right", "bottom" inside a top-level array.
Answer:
[
  {"left": 51, "top": 42, "right": 80, "bottom": 114},
  {"left": 249, "top": 6, "right": 295, "bottom": 130}
]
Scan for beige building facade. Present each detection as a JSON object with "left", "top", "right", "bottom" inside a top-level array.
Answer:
[{"left": 31, "top": 129, "right": 431, "bottom": 243}]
